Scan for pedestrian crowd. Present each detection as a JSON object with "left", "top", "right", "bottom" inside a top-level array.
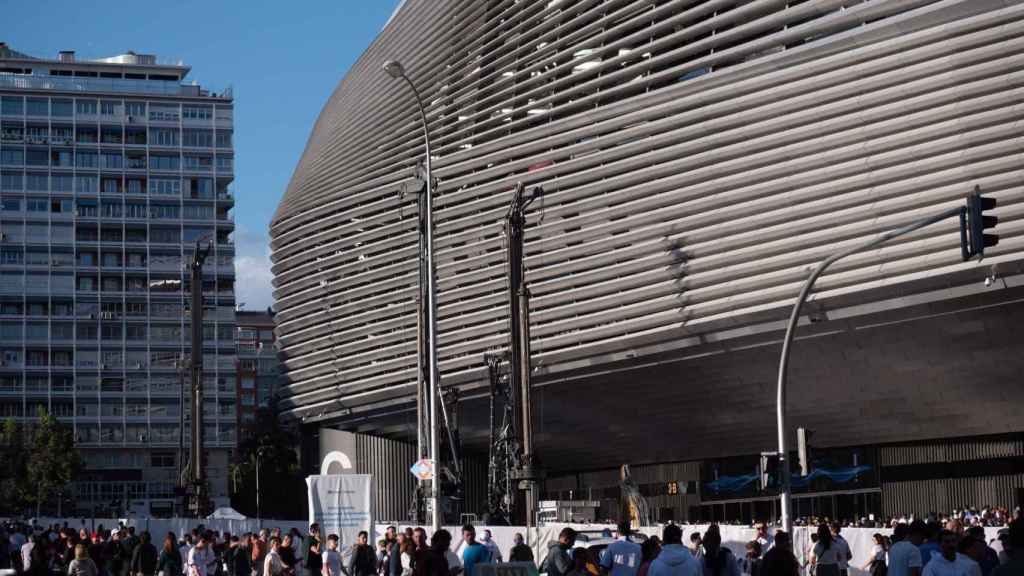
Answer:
[
  {"left": 1, "top": 513, "right": 1021, "bottom": 576},
  {"left": 785, "top": 506, "right": 1018, "bottom": 530}
]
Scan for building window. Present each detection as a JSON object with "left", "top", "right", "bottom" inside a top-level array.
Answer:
[
  {"left": 149, "top": 128, "right": 180, "bottom": 147},
  {"left": 183, "top": 130, "right": 213, "bottom": 148},
  {"left": 182, "top": 106, "right": 212, "bottom": 120},
  {"left": 51, "top": 100, "right": 72, "bottom": 117},
  {"left": 125, "top": 102, "right": 145, "bottom": 117},
  {"left": 149, "top": 105, "right": 179, "bottom": 121},
  {"left": 151, "top": 452, "right": 176, "bottom": 468},
  {"left": 149, "top": 155, "right": 180, "bottom": 171},
  {"left": 1, "top": 97, "right": 24, "bottom": 115},
  {"left": 1, "top": 150, "right": 24, "bottom": 166},
  {"left": 76, "top": 100, "right": 98, "bottom": 116},
  {"left": 25, "top": 99, "right": 48, "bottom": 116}
]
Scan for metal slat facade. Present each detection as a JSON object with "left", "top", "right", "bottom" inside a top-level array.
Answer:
[
  {"left": 271, "top": 0, "right": 1024, "bottom": 430},
  {"left": 882, "top": 474, "right": 1024, "bottom": 518},
  {"left": 879, "top": 437, "right": 1024, "bottom": 466}
]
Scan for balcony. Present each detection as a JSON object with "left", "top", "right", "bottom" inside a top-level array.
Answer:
[{"left": 0, "top": 73, "right": 233, "bottom": 99}]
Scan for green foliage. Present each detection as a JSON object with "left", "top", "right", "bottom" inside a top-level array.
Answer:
[
  {"left": 26, "top": 407, "right": 82, "bottom": 511},
  {"left": 229, "top": 408, "right": 307, "bottom": 519},
  {"left": 0, "top": 417, "right": 29, "bottom": 513},
  {"left": 0, "top": 410, "right": 82, "bottom": 515}
]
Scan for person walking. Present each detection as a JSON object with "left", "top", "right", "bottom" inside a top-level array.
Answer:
[
  {"left": 921, "top": 531, "right": 980, "bottom": 576},
  {"left": 601, "top": 522, "right": 643, "bottom": 576},
  {"left": 322, "top": 535, "right": 343, "bottom": 576},
  {"left": 887, "top": 523, "right": 923, "bottom": 576},
  {"left": 480, "top": 532, "right": 501, "bottom": 565},
  {"left": 159, "top": 534, "right": 183, "bottom": 576},
  {"left": 860, "top": 534, "right": 887, "bottom": 576},
  {"left": 646, "top": 524, "right": 700, "bottom": 576},
  {"left": 399, "top": 538, "right": 415, "bottom": 576},
  {"left": 305, "top": 539, "right": 321, "bottom": 576},
  {"left": 809, "top": 526, "right": 840, "bottom": 576},
  {"left": 829, "top": 525, "right": 852, "bottom": 576},
  {"left": 69, "top": 544, "right": 100, "bottom": 576},
  {"left": 701, "top": 526, "right": 739, "bottom": 576},
  {"left": 304, "top": 526, "right": 320, "bottom": 576},
  {"left": 131, "top": 532, "right": 159, "bottom": 576},
  {"left": 388, "top": 534, "right": 407, "bottom": 576},
  {"left": 688, "top": 535, "right": 703, "bottom": 563},
  {"left": 348, "top": 532, "right": 378, "bottom": 576},
  {"left": 459, "top": 526, "right": 489, "bottom": 576},
  {"left": 760, "top": 532, "right": 799, "bottom": 576},
  {"left": 189, "top": 535, "right": 216, "bottom": 576},
  {"left": 542, "top": 529, "right": 577, "bottom": 576},
  {"left": 265, "top": 539, "right": 284, "bottom": 576},
  {"left": 740, "top": 542, "right": 763, "bottom": 576},
  {"left": 637, "top": 535, "right": 662, "bottom": 576},
  {"left": 279, "top": 535, "right": 298, "bottom": 576},
  {"left": 413, "top": 530, "right": 450, "bottom": 576},
  {"left": 992, "top": 518, "right": 1022, "bottom": 576},
  {"left": 509, "top": 534, "right": 533, "bottom": 566},
  {"left": 253, "top": 532, "right": 268, "bottom": 576}
]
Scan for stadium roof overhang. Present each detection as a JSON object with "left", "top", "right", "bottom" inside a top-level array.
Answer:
[{"left": 312, "top": 265, "right": 1024, "bottom": 472}]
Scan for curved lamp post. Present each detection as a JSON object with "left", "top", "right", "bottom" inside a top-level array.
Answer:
[{"left": 384, "top": 59, "right": 441, "bottom": 533}]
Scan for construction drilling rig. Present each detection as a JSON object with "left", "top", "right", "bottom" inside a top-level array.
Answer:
[
  {"left": 483, "top": 182, "right": 544, "bottom": 526},
  {"left": 179, "top": 240, "right": 212, "bottom": 517}
]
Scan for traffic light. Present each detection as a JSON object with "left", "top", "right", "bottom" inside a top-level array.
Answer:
[
  {"left": 961, "top": 186, "right": 998, "bottom": 261},
  {"left": 760, "top": 452, "right": 778, "bottom": 490},
  {"left": 797, "top": 428, "right": 813, "bottom": 477}
]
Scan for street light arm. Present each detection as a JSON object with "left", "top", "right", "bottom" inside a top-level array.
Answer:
[
  {"left": 776, "top": 204, "right": 964, "bottom": 533},
  {"left": 397, "top": 74, "right": 432, "bottom": 181}
]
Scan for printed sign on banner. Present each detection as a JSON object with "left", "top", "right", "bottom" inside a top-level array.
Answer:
[{"left": 306, "top": 474, "right": 375, "bottom": 548}]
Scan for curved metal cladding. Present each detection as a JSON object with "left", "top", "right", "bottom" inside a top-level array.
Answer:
[{"left": 272, "top": 0, "right": 1024, "bottom": 428}]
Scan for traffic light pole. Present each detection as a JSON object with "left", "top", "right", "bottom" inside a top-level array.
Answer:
[{"left": 777, "top": 204, "right": 964, "bottom": 533}]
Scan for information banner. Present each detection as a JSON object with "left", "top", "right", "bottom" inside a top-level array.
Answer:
[{"left": 306, "top": 474, "right": 374, "bottom": 547}]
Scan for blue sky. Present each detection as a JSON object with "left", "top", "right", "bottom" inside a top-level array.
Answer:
[{"left": 2, "top": 0, "right": 401, "bottom": 309}]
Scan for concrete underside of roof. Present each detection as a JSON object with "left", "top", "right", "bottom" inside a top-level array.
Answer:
[{"left": 321, "top": 280, "right": 1024, "bottom": 473}]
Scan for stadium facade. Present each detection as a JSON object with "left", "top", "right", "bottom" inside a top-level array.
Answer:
[
  {"left": 0, "top": 45, "right": 237, "bottom": 516},
  {"left": 272, "top": 0, "right": 1024, "bottom": 521}
]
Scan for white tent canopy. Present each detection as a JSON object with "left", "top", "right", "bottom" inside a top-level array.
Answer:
[{"left": 206, "top": 507, "right": 247, "bottom": 520}]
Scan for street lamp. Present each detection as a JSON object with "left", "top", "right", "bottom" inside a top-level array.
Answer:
[
  {"left": 256, "top": 446, "right": 268, "bottom": 526},
  {"left": 383, "top": 59, "right": 442, "bottom": 533},
  {"left": 774, "top": 204, "right": 966, "bottom": 533}
]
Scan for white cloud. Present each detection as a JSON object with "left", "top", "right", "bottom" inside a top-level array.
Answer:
[{"left": 233, "top": 225, "right": 275, "bottom": 311}]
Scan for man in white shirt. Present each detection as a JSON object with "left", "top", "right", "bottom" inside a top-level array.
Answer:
[
  {"left": 481, "top": 530, "right": 502, "bottom": 564},
  {"left": 922, "top": 531, "right": 981, "bottom": 576},
  {"left": 888, "top": 523, "right": 924, "bottom": 576},
  {"left": 180, "top": 535, "right": 194, "bottom": 576},
  {"left": 20, "top": 537, "right": 34, "bottom": 573},
  {"left": 754, "top": 524, "right": 774, "bottom": 552},
  {"left": 322, "top": 534, "right": 343, "bottom": 576},
  {"left": 830, "top": 524, "right": 852, "bottom": 576}
]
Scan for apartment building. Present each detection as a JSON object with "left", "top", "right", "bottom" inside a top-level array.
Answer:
[{"left": 0, "top": 43, "right": 236, "bottom": 516}]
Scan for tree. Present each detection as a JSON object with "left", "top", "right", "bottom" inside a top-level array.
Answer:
[
  {"left": 229, "top": 408, "right": 307, "bottom": 519},
  {"left": 0, "top": 417, "right": 29, "bottom": 514},
  {"left": 25, "top": 408, "right": 82, "bottom": 516}
]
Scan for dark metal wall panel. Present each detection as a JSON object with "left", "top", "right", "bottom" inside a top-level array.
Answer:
[
  {"left": 355, "top": 432, "right": 417, "bottom": 523},
  {"left": 880, "top": 436, "right": 1024, "bottom": 466},
  {"left": 882, "top": 474, "right": 1024, "bottom": 517}
]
